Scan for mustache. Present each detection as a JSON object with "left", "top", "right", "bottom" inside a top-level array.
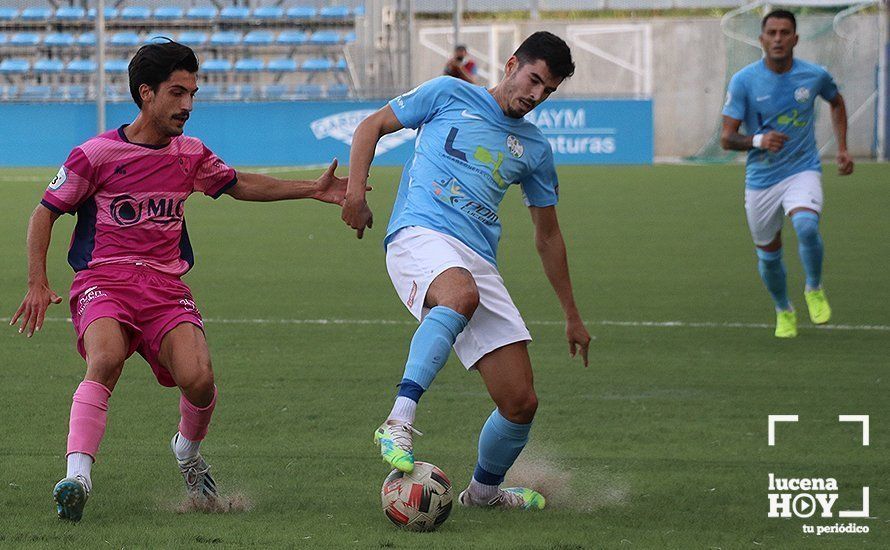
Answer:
[{"left": 172, "top": 112, "right": 189, "bottom": 120}]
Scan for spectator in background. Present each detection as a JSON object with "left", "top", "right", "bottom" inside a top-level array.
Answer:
[{"left": 444, "top": 45, "right": 477, "bottom": 84}]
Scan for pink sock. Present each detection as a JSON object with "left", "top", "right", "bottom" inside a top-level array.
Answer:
[
  {"left": 67, "top": 380, "right": 112, "bottom": 460},
  {"left": 178, "top": 386, "right": 217, "bottom": 442}
]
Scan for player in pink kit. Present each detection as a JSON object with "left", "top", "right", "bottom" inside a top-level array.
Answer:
[{"left": 9, "top": 41, "right": 350, "bottom": 521}]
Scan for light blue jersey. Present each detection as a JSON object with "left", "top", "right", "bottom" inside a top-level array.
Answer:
[
  {"left": 385, "top": 76, "right": 558, "bottom": 266},
  {"left": 723, "top": 58, "right": 838, "bottom": 189}
]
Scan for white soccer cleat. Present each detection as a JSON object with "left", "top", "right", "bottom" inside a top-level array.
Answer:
[
  {"left": 458, "top": 486, "right": 545, "bottom": 510},
  {"left": 171, "top": 433, "right": 218, "bottom": 501}
]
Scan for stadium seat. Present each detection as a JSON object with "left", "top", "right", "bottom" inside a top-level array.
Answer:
[
  {"left": 310, "top": 31, "right": 341, "bottom": 46},
  {"left": 77, "top": 33, "right": 97, "bottom": 47},
  {"left": 201, "top": 59, "right": 232, "bottom": 73},
  {"left": 44, "top": 33, "right": 76, "bottom": 48},
  {"left": 253, "top": 6, "right": 284, "bottom": 20},
  {"left": 335, "top": 58, "right": 348, "bottom": 71},
  {"left": 234, "top": 58, "right": 264, "bottom": 73},
  {"left": 286, "top": 7, "right": 316, "bottom": 20},
  {"left": 343, "top": 32, "right": 357, "bottom": 44},
  {"left": 186, "top": 6, "right": 217, "bottom": 20},
  {"left": 295, "top": 83, "right": 323, "bottom": 97},
  {"left": 178, "top": 32, "right": 208, "bottom": 47},
  {"left": 154, "top": 7, "right": 184, "bottom": 20},
  {"left": 21, "top": 85, "right": 52, "bottom": 100},
  {"left": 327, "top": 83, "right": 350, "bottom": 98},
  {"left": 0, "top": 58, "right": 30, "bottom": 75},
  {"left": 120, "top": 6, "right": 151, "bottom": 21},
  {"left": 267, "top": 58, "right": 298, "bottom": 73},
  {"left": 301, "top": 58, "right": 333, "bottom": 72},
  {"left": 353, "top": 5, "right": 366, "bottom": 17},
  {"left": 219, "top": 7, "right": 250, "bottom": 21},
  {"left": 262, "top": 84, "right": 289, "bottom": 99},
  {"left": 10, "top": 33, "right": 41, "bottom": 48},
  {"left": 56, "top": 7, "right": 86, "bottom": 21},
  {"left": 34, "top": 59, "right": 64, "bottom": 74},
  {"left": 210, "top": 32, "right": 242, "bottom": 47},
  {"left": 319, "top": 6, "right": 351, "bottom": 19},
  {"left": 21, "top": 7, "right": 52, "bottom": 22},
  {"left": 61, "top": 84, "right": 88, "bottom": 100},
  {"left": 232, "top": 84, "right": 255, "bottom": 99},
  {"left": 110, "top": 32, "right": 141, "bottom": 48},
  {"left": 145, "top": 35, "right": 172, "bottom": 45},
  {"left": 276, "top": 31, "right": 308, "bottom": 46},
  {"left": 244, "top": 31, "right": 274, "bottom": 47},
  {"left": 105, "top": 84, "right": 127, "bottom": 100},
  {"left": 87, "top": 8, "right": 119, "bottom": 20},
  {"left": 104, "top": 59, "right": 130, "bottom": 74},
  {"left": 0, "top": 85, "right": 18, "bottom": 99},
  {"left": 0, "top": 33, "right": 7, "bottom": 46},
  {"left": 67, "top": 59, "right": 98, "bottom": 74},
  {"left": 0, "top": 8, "right": 18, "bottom": 21},
  {"left": 199, "top": 84, "right": 222, "bottom": 98}
]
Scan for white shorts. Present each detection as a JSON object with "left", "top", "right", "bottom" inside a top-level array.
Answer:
[
  {"left": 744, "top": 170, "right": 823, "bottom": 246},
  {"left": 385, "top": 226, "right": 532, "bottom": 369}
]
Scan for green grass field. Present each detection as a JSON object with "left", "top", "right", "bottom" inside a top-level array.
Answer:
[{"left": 1, "top": 163, "right": 888, "bottom": 548}]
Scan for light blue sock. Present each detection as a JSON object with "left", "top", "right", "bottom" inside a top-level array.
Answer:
[
  {"left": 473, "top": 409, "right": 532, "bottom": 486},
  {"left": 402, "top": 306, "right": 468, "bottom": 391},
  {"left": 756, "top": 248, "right": 790, "bottom": 310},
  {"left": 791, "top": 211, "right": 823, "bottom": 290}
]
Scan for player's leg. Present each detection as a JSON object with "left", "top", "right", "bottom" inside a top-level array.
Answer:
[
  {"left": 377, "top": 267, "right": 476, "bottom": 472},
  {"left": 158, "top": 322, "right": 219, "bottom": 500},
  {"left": 56, "top": 318, "right": 130, "bottom": 521},
  {"left": 458, "top": 341, "right": 544, "bottom": 510},
  {"left": 785, "top": 172, "right": 830, "bottom": 324}
]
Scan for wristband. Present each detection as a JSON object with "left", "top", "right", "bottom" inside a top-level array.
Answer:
[{"left": 752, "top": 134, "right": 764, "bottom": 149}]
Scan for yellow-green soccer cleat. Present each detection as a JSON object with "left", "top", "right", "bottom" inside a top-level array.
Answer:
[
  {"left": 775, "top": 310, "right": 798, "bottom": 338},
  {"left": 458, "top": 487, "right": 546, "bottom": 510},
  {"left": 53, "top": 476, "right": 89, "bottom": 522},
  {"left": 804, "top": 289, "right": 832, "bottom": 325},
  {"left": 374, "top": 421, "right": 421, "bottom": 473}
]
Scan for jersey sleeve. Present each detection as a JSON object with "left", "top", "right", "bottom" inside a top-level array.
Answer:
[
  {"left": 721, "top": 72, "right": 747, "bottom": 121},
  {"left": 520, "top": 146, "right": 559, "bottom": 208},
  {"left": 41, "top": 147, "right": 96, "bottom": 215},
  {"left": 818, "top": 67, "right": 839, "bottom": 101},
  {"left": 194, "top": 144, "right": 237, "bottom": 199},
  {"left": 388, "top": 76, "right": 453, "bottom": 129}
]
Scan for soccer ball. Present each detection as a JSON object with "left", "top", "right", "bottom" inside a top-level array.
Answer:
[{"left": 381, "top": 461, "right": 453, "bottom": 532}]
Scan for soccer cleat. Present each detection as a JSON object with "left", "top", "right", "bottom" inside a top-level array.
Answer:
[
  {"left": 171, "top": 434, "right": 218, "bottom": 501},
  {"left": 374, "top": 421, "right": 421, "bottom": 473},
  {"left": 53, "top": 475, "right": 90, "bottom": 521},
  {"left": 775, "top": 310, "right": 798, "bottom": 338},
  {"left": 804, "top": 289, "right": 831, "bottom": 325},
  {"left": 458, "top": 487, "right": 546, "bottom": 510}
]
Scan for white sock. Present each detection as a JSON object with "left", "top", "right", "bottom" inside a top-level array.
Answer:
[
  {"left": 387, "top": 396, "right": 417, "bottom": 424},
  {"left": 66, "top": 452, "right": 93, "bottom": 492},
  {"left": 468, "top": 477, "right": 498, "bottom": 501},
  {"left": 805, "top": 284, "right": 821, "bottom": 293},
  {"left": 173, "top": 432, "right": 201, "bottom": 461}
]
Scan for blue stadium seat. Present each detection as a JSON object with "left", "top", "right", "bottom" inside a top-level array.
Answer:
[
  {"left": 353, "top": 5, "right": 366, "bottom": 17},
  {"left": 21, "top": 7, "right": 52, "bottom": 22},
  {"left": 67, "top": 59, "right": 98, "bottom": 74},
  {"left": 244, "top": 31, "right": 274, "bottom": 47},
  {"left": 104, "top": 59, "right": 130, "bottom": 74},
  {"left": 105, "top": 85, "right": 128, "bottom": 100},
  {"left": 45, "top": 33, "right": 76, "bottom": 48},
  {"left": 234, "top": 58, "right": 264, "bottom": 73},
  {"left": 22, "top": 85, "right": 53, "bottom": 100},
  {"left": 276, "top": 31, "right": 308, "bottom": 46},
  {"left": 319, "top": 6, "right": 350, "bottom": 19},
  {"left": 56, "top": 7, "right": 86, "bottom": 21},
  {"left": 87, "top": 8, "right": 119, "bottom": 20},
  {"left": 110, "top": 32, "right": 141, "bottom": 48},
  {"left": 154, "top": 7, "right": 184, "bottom": 20},
  {"left": 253, "top": 6, "right": 283, "bottom": 20},
  {"left": 0, "top": 85, "right": 17, "bottom": 99},
  {"left": 335, "top": 58, "right": 348, "bottom": 71},
  {"left": 120, "top": 6, "right": 151, "bottom": 21},
  {"left": 0, "top": 58, "right": 30, "bottom": 75},
  {"left": 302, "top": 58, "right": 333, "bottom": 72},
  {"left": 34, "top": 59, "right": 64, "bottom": 74},
  {"left": 0, "top": 8, "right": 18, "bottom": 21},
  {"left": 286, "top": 7, "right": 316, "bottom": 20},
  {"left": 145, "top": 35, "right": 172, "bottom": 45},
  {"left": 219, "top": 7, "right": 250, "bottom": 21},
  {"left": 77, "top": 33, "right": 97, "bottom": 47},
  {"left": 61, "top": 84, "right": 88, "bottom": 100},
  {"left": 201, "top": 59, "right": 232, "bottom": 73},
  {"left": 178, "top": 32, "right": 208, "bottom": 47},
  {"left": 0, "top": 33, "right": 7, "bottom": 46},
  {"left": 10, "top": 33, "right": 41, "bottom": 47},
  {"left": 343, "top": 31, "right": 356, "bottom": 44},
  {"left": 232, "top": 84, "right": 255, "bottom": 99},
  {"left": 262, "top": 84, "right": 289, "bottom": 99},
  {"left": 267, "top": 58, "right": 298, "bottom": 73},
  {"left": 186, "top": 6, "right": 217, "bottom": 20},
  {"left": 199, "top": 84, "right": 222, "bottom": 98},
  {"left": 295, "top": 83, "right": 323, "bottom": 97},
  {"left": 327, "top": 83, "right": 350, "bottom": 98},
  {"left": 210, "top": 32, "right": 242, "bottom": 47},
  {"left": 310, "top": 31, "right": 341, "bottom": 46}
]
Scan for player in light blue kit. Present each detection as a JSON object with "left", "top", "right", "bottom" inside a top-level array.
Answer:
[
  {"left": 342, "top": 32, "right": 591, "bottom": 510},
  {"left": 721, "top": 9, "right": 853, "bottom": 338}
]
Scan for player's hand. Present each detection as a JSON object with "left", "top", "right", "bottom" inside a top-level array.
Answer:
[
  {"left": 762, "top": 131, "right": 789, "bottom": 153},
  {"left": 836, "top": 150, "right": 854, "bottom": 176},
  {"left": 313, "top": 158, "right": 363, "bottom": 205},
  {"left": 10, "top": 283, "right": 62, "bottom": 338},
  {"left": 341, "top": 195, "right": 374, "bottom": 239},
  {"left": 566, "top": 316, "right": 592, "bottom": 368}
]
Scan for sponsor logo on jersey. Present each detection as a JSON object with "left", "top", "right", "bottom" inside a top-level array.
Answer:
[
  {"left": 109, "top": 194, "right": 185, "bottom": 226},
  {"left": 507, "top": 135, "right": 524, "bottom": 158}
]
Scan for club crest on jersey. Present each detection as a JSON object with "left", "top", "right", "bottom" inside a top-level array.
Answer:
[
  {"left": 48, "top": 166, "right": 68, "bottom": 190},
  {"left": 178, "top": 157, "right": 191, "bottom": 175},
  {"left": 507, "top": 135, "right": 524, "bottom": 158},
  {"left": 794, "top": 87, "right": 810, "bottom": 103}
]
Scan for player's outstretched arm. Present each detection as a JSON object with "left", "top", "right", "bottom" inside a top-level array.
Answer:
[
  {"left": 828, "top": 93, "right": 854, "bottom": 176},
  {"left": 342, "top": 105, "right": 405, "bottom": 239},
  {"left": 720, "top": 116, "right": 788, "bottom": 153},
  {"left": 10, "top": 204, "right": 62, "bottom": 337},
  {"left": 226, "top": 159, "right": 351, "bottom": 203},
  {"left": 529, "top": 205, "right": 592, "bottom": 367}
]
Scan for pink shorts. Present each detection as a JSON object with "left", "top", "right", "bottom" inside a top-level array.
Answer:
[{"left": 69, "top": 264, "right": 205, "bottom": 387}]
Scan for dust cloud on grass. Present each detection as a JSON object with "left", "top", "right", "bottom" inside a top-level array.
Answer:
[{"left": 172, "top": 492, "right": 254, "bottom": 514}]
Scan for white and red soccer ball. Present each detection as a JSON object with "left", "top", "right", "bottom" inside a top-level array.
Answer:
[{"left": 381, "top": 461, "right": 453, "bottom": 532}]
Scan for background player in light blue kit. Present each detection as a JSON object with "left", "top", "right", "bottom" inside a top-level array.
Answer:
[
  {"left": 721, "top": 9, "right": 853, "bottom": 338},
  {"left": 342, "top": 32, "right": 591, "bottom": 510}
]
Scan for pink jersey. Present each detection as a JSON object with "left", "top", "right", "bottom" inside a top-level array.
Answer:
[{"left": 41, "top": 126, "right": 237, "bottom": 276}]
